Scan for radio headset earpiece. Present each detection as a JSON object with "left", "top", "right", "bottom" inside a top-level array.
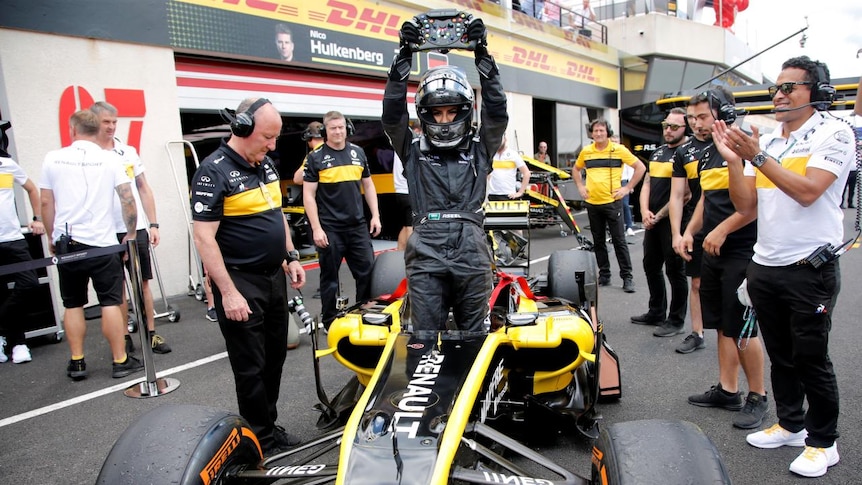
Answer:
[
  {"left": 301, "top": 121, "right": 323, "bottom": 142},
  {"left": 810, "top": 62, "right": 836, "bottom": 110},
  {"left": 221, "top": 98, "right": 271, "bottom": 138},
  {"left": 320, "top": 117, "right": 355, "bottom": 141},
  {"left": 706, "top": 88, "right": 743, "bottom": 124}
]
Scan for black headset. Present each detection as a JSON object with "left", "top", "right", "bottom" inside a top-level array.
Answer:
[
  {"left": 588, "top": 118, "right": 613, "bottom": 138},
  {"left": 220, "top": 98, "right": 271, "bottom": 138},
  {"left": 810, "top": 62, "right": 836, "bottom": 110},
  {"left": 320, "top": 117, "right": 355, "bottom": 141},
  {"left": 301, "top": 122, "right": 324, "bottom": 141},
  {"left": 706, "top": 88, "right": 742, "bottom": 124}
]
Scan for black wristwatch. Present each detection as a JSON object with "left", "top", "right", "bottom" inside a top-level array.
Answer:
[
  {"left": 149, "top": 223, "right": 160, "bottom": 229},
  {"left": 751, "top": 152, "right": 769, "bottom": 168},
  {"left": 287, "top": 250, "right": 300, "bottom": 263},
  {"left": 33, "top": 215, "right": 42, "bottom": 222}
]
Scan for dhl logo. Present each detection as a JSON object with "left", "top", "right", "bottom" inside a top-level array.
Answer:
[
  {"left": 323, "top": 0, "right": 401, "bottom": 37},
  {"left": 511, "top": 47, "right": 551, "bottom": 71}
]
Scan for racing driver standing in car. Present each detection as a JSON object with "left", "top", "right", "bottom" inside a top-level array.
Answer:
[{"left": 382, "top": 17, "right": 507, "bottom": 333}]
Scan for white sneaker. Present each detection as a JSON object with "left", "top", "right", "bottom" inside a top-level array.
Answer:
[
  {"left": 11, "top": 344, "right": 32, "bottom": 364},
  {"left": 625, "top": 227, "right": 636, "bottom": 237},
  {"left": 789, "top": 444, "right": 839, "bottom": 478},
  {"left": 0, "top": 336, "right": 7, "bottom": 363},
  {"left": 746, "top": 423, "right": 807, "bottom": 449}
]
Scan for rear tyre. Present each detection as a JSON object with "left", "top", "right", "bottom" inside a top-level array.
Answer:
[
  {"left": 369, "top": 250, "right": 406, "bottom": 298},
  {"left": 547, "top": 250, "right": 597, "bottom": 307},
  {"left": 592, "top": 419, "right": 731, "bottom": 485},
  {"left": 96, "top": 404, "right": 262, "bottom": 485}
]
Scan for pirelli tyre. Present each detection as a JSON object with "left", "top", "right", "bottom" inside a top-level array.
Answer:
[
  {"left": 369, "top": 250, "right": 406, "bottom": 298},
  {"left": 96, "top": 404, "right": 262, "bottom": 485},
  {"left": 592, "top": 419, "right": 731, "bottom": 485},
  {"left": 547, "top": 250, "right": 597, "bottom": 307}
]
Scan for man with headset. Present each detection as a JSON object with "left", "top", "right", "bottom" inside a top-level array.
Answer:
[
  {"left": 632, "top": 107, "right": 689, "bottom": 337},
  {"left": 675, "top": 87, "right": 767, "bottom": 431},
  {"left": 573, "top": 119, "right": 645, "bottom": 293},
  {"left": 717, "top": 57, "right": 853, "bottom": 478},
  {"left": 303, "top": 111, "right": 381, "bottom": 330},
  {"left": 191, "top": 97, "right": 306, "bottom": 457}
]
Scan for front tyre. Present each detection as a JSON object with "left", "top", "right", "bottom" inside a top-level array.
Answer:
[
  {"left": 592, "top": 419, "right": 731, "bottom": 485},
  {"left": 97, "top": 404, "right": 262, "bottom": 485}
]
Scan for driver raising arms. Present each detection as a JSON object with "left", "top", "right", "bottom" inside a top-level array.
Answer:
[{"left": 382, "top": 17, "right": 508, "bottom": 333}]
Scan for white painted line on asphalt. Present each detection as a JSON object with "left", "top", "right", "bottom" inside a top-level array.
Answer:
[{"left": 0, "top": 351, "right": 228, "bottom": 429}]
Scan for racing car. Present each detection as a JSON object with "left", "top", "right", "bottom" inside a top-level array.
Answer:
[{"left": 97, "top": 245, "right": 730, "bottom": 485}]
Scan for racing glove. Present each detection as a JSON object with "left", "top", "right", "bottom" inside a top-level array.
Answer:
[
  {"left": 388, "top": 21, "right": 420, "bottom": 81},
  {"left": 468, "top": 18, "right": 499, "bottom": 79}
]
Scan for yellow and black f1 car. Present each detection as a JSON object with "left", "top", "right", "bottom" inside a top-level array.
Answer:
[{"left": 97, "top": 247, "right": 730, "bottom": 485}]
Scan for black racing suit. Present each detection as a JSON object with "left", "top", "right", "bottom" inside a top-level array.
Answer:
[{"left": 382, "top": 56, "right": 508, "bottom": 333}]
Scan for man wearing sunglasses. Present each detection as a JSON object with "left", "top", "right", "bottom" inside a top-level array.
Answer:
[
  {"left": 632, "top": 108, "right": 689, "bottom": 339},
  {"left": 716, "top": 57, "right": 853, "bottom": 478}
]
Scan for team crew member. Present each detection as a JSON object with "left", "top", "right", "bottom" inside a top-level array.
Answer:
[
  {"left": 717, "top": 57, "right": 853, "bottom": 478},
  {"left": 488, "top": 134, "right": 531, "bottom": 201},
  {"left": 90, "top": 101, "right": 170, "bottom": 355},
  {"left": 393, "top": 152, "right": 412, "bottom": 251},
  {"left": 191, "top": 97, "right": 306, "bottom": 457},
  {"left": 292, "top": 121, "right": 324, "bottom": 186},
  {"left": 40, "top": 110, "right": 143, "bottom": 380},
  {"left": 382, "top": 17, "right": 507, "bottom": 333},
  {"left": 303, "top": 111, "right": 381, "bottom": 329},
  {"left": 0, "top": 121, "right": 43, "bottom": 364},
  {"left": 632, "top": 108, "right": 689, "bottom": 337},
  {"left": 668, "top": 106, "right": 712, "bottom": 354},
  {"left": 573, "top": 119, "right": 645, "bottom": 293},
  {"left": 677, "top": 88, "right": 767, "bottom": 430}
]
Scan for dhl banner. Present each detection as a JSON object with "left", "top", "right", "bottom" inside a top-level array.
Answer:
[{"left": 173, "top": 0, "right": 618, "bottom": 91}]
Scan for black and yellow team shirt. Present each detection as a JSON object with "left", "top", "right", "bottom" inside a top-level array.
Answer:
[
  {"left": 672, "top": 138, "right": 710, "bottom": 220},
  {"left": 191, "top": 140, "right": 286, "bottom": 270},
  {"left": 303, "top": 142, "right": 371, "bottom": 230},
  {"left": 574, "top": 142, "right": 639, "bottom": 205},
  {"left": 645, "top": 144, "right": 677, "bottom": 213},
  {"left": 695, "top": 142, "right": 756, "bottom": 258}
]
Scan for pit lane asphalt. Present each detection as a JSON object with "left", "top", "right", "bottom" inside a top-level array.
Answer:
[{"left": 1, "top": 209, "right": 860, "bottom": 485}]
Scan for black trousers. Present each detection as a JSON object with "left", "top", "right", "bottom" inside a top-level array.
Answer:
[
  {"left": 0, "top": 239, "right": 39, "bottom": 346},
  {"left": 586, "top": 200, "right": 632, "bottom": 280},
  {"left": 318, "top": 225, "right": 374, "bottom": 327},
  {"left": 642, "top": 218, "right": 687, "bottom": 325},
  {"left": 213, "top": 267, "right": 288, "bottom": 449},
  {"left": 747, "top": 260, "right": 840, "bottom": 448}
]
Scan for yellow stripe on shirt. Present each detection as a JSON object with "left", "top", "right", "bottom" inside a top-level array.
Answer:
[
  {"left": 0, "top": 173, "right": 13, "bottom": 189},
  {"left": 699, "top": 167, "right": 729, "bottom": 191},
  {"left": 223, "top": 181, "right": 282, "bottom": 217},
  {"left": 318, "top": 165, "right": 364, "bottom": 184}
]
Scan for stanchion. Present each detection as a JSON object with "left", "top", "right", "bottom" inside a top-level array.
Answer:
[{"left": 123, "top": 239, "right": 180, "bottom": 398}]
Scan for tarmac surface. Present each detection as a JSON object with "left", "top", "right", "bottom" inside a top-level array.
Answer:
[{"left": 1, "top": 208, "right": 861, "bottom": 484}]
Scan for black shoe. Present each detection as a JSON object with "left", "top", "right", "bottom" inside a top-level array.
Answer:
[
  {"left": 598, "top": 277, "right": 611, "bottom": 286},
  {"left": 151, "top": 334, "right": 172, "bottom": 354},
  {"left": 733, "top": 392, "right": 769, "bottom": 429},
  {"left": 653, "top": 321, "right": 685, "bottom": 337},
  {"left": 205, "top": 307, "right": 217, "bottom": 322},
  {"left": 274, "top": 425, "right": 302, "bottom": 447},
  {"left": 631, "top": 313, "right": 663, "bottom": 325},
  {"left": 124, "top": 334, "right": 136, "bottom": 355},
  {"left": 676, "top": 332, "right": 706, "bottom": 353},
  {"left": 312, "top": 288, "right": 321, "bottom": 299},
  {"left": 688, "top": 383, "right": 743, "bottom": 411},
  {"left": 66, "top": 358, "right": 88, "bottom": 381},
  {"left": 112, "top": 355, "right": 144, "bottom": 378},
  {"left": 622, "top": 278, "right": 635, "bottom": 293}
]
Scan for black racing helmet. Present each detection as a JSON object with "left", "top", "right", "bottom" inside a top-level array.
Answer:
[{"left": 415, "top": 66, "right": 474, "bottom": 149}]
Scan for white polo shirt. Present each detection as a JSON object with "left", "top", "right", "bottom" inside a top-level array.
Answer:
[
  {"left": 0, "top": 156, "right": 28, "bottom": 243},
  {"left": 109, "top": 139, "right": 148, "bottom": 233},
  {"left": 40, "top": 140, "right": 131, "bottom": 247},
  {"left": 488, "top": 147, "right": 527, "bottom": 195}
]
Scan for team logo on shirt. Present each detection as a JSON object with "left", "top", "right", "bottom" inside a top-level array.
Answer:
[
  {"left": 834, "top": 131, "right": 851, "bottom": 144},
  {"left": 229, "top": 170, "right": 241, "bottom": 177}
]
